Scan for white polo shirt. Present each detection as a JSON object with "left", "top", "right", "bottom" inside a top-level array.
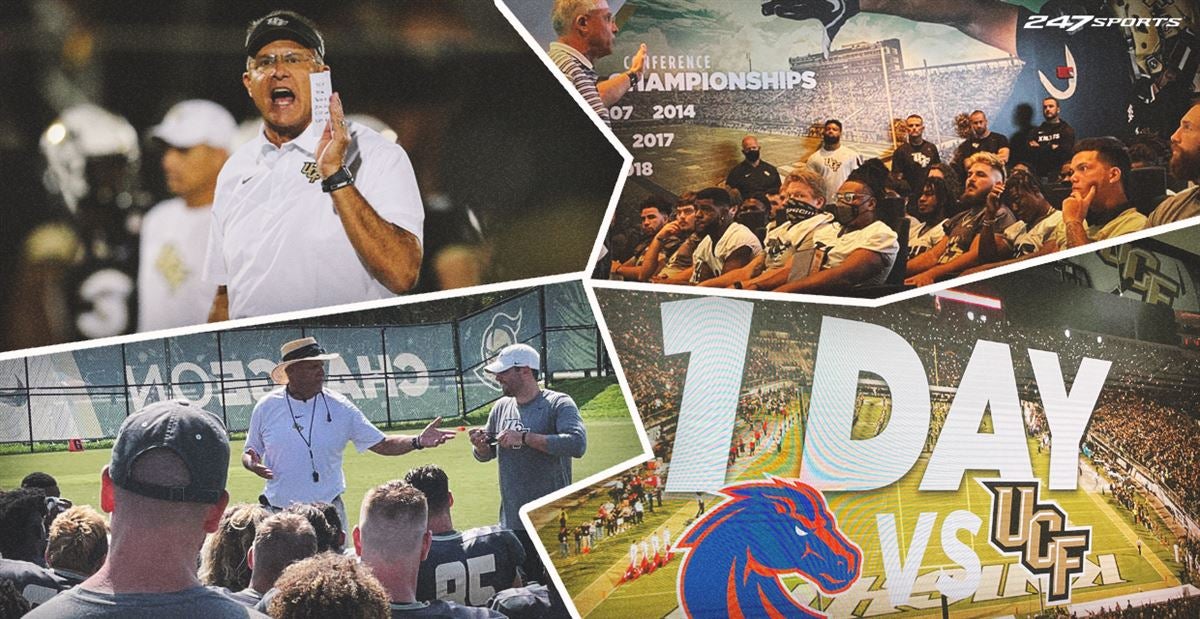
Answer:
[
  {"left": 138, "top": 197, "right": 216, "bottom": 331},
  {"left": 245, "top": 387, "right": 386, "bottom": 507},
  {"left": 204, "top": 120, "right": 423, "bottom": 319}
]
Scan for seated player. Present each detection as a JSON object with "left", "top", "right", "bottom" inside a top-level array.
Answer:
[
  {"left": 0, "top": 504, "right": 109, "bottom": 608},
  {"left": 226, "top": 512, "right": 317, "bottom": 608},
  {"left": 906, "top": 177, "right": 953, "bottom": 258},
  {"left": 769, "top": 160, "right": 900, "bottom": 294},
  {"left": 1052, "top": 137, "right": 1147, "bottom": 248},
  {"left": 639, "top": 195, "right": 699, "bottom": 282},
  {"left": 657, "top": 187, "right": 762, "bottom": 285},
  {"left": 404, "top": 465, "right": 525, "bottom": 607},
  {"left": 610, "top": 196, "right": 670, "bottom": 281},
  {"left": 905, "top": 152, "right": 1017, "bottom": 286},
  {"left": 965, "top": 169, "right": 1063, "bottom": 274},
  {"left": 698, "top": 169, "right": 833, "bottom": 290}
]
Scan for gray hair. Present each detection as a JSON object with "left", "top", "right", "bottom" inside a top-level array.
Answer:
[{"left": 552, "top": 0, "right": 602, "bottom": 36}]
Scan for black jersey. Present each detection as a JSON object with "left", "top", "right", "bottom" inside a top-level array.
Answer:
[
  {"left": 891, "top": 141, "right": 941, "bottom": 191},
  {"left": 65, "top": 224, "right": 139, "bottom": 340},
  {"left": 416, "top": 525, "right": 526, "bottom": 607},
  {"left": 390, "top": 599, "right": 502, "bottom": 618}
]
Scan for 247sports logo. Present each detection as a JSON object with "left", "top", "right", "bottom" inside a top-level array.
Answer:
[
  {"left": 983, "top": 480, "right": 1092, "bottom": 604},
  {"left": 1023, "top": 14, "right": 1182, "bottom": 33},
  {"left": 673, "top": 478, "right": 862, "bottom": 618}
]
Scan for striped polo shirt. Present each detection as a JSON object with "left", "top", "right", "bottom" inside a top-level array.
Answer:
[{"left": 547, "top": 41, "right": 609, "bottom": 125}]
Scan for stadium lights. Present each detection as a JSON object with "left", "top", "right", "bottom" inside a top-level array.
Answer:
[{"left": 932, "top": 290, "right": 1003, "bottom": 310}]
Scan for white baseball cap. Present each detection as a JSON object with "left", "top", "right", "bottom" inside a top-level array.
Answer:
[
  {"left": 485, "top": 344, "right": 540, "bottom": 374},
  {"left": 150, "top": 100, "right": 237, "bottom": 151}
]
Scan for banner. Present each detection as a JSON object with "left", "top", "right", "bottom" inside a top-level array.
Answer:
[
  {"left": 2, "top": 283, "right": 602, "bottom": 443},
  {"left": 531, "top": 267, "right": 1200, "bottom": 617},
  {"left": 458, "top": 289, "right": 545, "bottom": 413}
]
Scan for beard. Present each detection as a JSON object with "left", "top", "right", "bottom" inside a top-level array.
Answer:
[
  {"left": 1170, "top": 147, "right": 1200, "bottom": 182},
  {"left": 959, "top": 186, "right": 988, "bottom": 208},
  {"left": 823, "top": 136, "right": 838, "bottom": 148}
]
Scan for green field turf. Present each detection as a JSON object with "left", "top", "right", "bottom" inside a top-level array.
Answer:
[
  {"left": 0, "top": 378, "right": 645, "bottom": 531},
  {"left": 551, "top": 395, "right": 1183, "bottom": 618}
]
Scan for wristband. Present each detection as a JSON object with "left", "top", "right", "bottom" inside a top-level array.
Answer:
[
  {"left": 733, "top": 281, "right": 743, "bottom": 289},
  {"left": 411, "top": 436, "right": 424, "bottom": 450},
  {"left": 627, "top": 71, "right": 639, "bottom": 86},
  {"left": 521, "top": 431, "right": 529, "bottom": 446},
  {"left": 321, "top": 167, "right": 354, "bottom": 193}
]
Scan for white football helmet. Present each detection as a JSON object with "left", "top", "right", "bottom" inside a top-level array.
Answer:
[{"left": 39, "top": 104, "right": 140, "bottom": 214}]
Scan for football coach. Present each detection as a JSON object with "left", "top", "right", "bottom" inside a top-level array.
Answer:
[{"left": 204, "top": 10, "right": 425, "bottom": 321}]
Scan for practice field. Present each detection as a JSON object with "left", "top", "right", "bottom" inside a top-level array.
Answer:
[
  {"left": 0, "top": 378, "right": 644, "bottom": 531},
  {"left": 549, "top": 395, "right": 1183, "bottom": 618}
]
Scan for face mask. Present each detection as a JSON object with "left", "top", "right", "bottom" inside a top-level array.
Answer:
[
  {"left": 831, "top": 201, "right": 861, "bottom": 226},
  {"left": 744, "top": 149, "right": 760, "bottom": 163},
  {"left": 785, "top": 198, "right": 820, "bottom": 223}
]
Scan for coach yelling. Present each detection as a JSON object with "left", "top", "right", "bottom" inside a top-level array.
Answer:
[
  {"left": 204, "top": 10, "right": 424, "bottom": 322},
  {"left": 243, "top": 337, "right": 454, "bottom": 528}
]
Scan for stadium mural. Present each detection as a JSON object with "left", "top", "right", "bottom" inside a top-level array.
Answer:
[
  {"left": 527, "top": 253, "right": 1200, "bottom": 617},
  {"left": 0, "top": 282, "right": 602, "bottom": 445},
  {"left": 507, "top": 0, "right": 1200, "bottom": 295},
  {"left": 528, "top": 0, "right": 1197, "bottom": 191}
]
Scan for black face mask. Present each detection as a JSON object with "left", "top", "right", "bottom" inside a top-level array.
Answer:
[
  {"left": 785, "top": 197, "right": 821, "bottom": 223},
  {"left": 831, "top": 198, "right": 871, "bottom": 226},
  {"left": 744, "top": 149, "right": 760, "bottom": 163}
]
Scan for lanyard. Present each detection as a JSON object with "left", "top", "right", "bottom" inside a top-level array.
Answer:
[{"left": 285, "top": 390, "right": 328, "bottom": 483}]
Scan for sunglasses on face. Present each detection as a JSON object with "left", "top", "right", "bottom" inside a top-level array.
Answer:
[{"left": 833, "top": 192, "right": 871, "bottom": 205}]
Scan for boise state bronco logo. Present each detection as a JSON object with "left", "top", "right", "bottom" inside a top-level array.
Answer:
[
  {"left": 475, "top": 309, "right": 522, "bottom": 390},
  {"left": 674, "top": 477, "right": 861, "bottom": 618}
]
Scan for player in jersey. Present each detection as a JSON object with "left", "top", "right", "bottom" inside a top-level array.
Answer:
[
  {"left": 354, "top": 480, "right": 503, "bottom": 618},
  {"left": 6, "top": 104, "right": 144, "bottom": 349},
  {"left": 698, "top": 169, "right": 834, "bottom": 291},
  {"left": 404, "top": 465, "right": 525, "bottom": 607}
]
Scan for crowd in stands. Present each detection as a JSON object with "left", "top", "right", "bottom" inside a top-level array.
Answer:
[
  {"left": 1040, "top": 591, "right": 1200, "bottom": 617},
  {"left": 1091, "top": 393, "right": 1200, "bottom": 514},
  {"left": 597, "top": 286, "right": 1200, "bottom": 582}
]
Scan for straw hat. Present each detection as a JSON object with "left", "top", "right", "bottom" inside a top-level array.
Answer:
[{"left": 270, "top": 337, "right": 340, "bottom": 384}]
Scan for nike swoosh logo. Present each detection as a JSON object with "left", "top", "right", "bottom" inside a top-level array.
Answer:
[
  {"left": 240, "top": 174, "right": 256, "bottom": 184},
  {"left": 1038, "top": 45, "right": 1077, "bottom": 100}
]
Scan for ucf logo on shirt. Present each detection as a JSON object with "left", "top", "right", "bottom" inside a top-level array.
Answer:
[{"left": 301, "top": 161, "right": 321, "bottom": 183}]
